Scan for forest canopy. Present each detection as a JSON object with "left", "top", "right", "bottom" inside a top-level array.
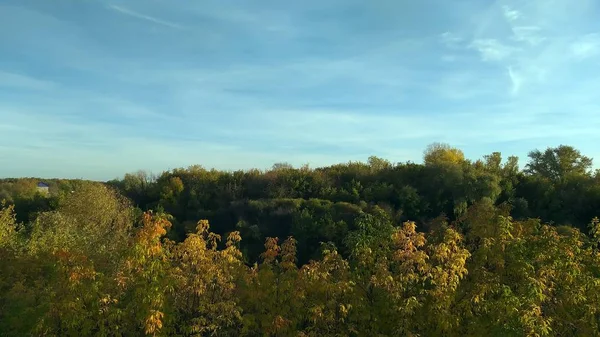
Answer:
[{"left": 1, "top": 144, "right": 600, "bottom": 336}]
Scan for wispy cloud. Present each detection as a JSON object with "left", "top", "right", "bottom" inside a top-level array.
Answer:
[
  {"left": 448, "top": 0, "right": 600, "bottom": 96},
  {"left": 2, "top": 0, "right": 600, "bottom": 178},
  {"left": 470, "top": 39, "right": 516, "bottom": 61},
  {"left": 570, "top": 34, "right": 600, "bottom": 59},
  {"left": 107, "top": 4, "right": 184, "bottom": 29},
  {"left": 510, "top": 26, "right": 545, "bottom": 46},
  {"left": 502, "top": 6, "right": 521, "bottom": 22},
  {"left": 0, "top": 71, "right": 57, "bottom": 90},
  {"left": 507, "top": 66, "right": 522, "bottom": 95},
  {"left": 440, "top": 31, "right": 463, "bottom": 48}
]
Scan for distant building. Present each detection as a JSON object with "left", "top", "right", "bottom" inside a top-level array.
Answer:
[{"left": 37, "top": 182, "right": 50, "bottom": 195}]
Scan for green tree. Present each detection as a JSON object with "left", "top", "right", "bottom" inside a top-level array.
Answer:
[{"left": 525, "top": 145, "right": 592, "bottom": 181}]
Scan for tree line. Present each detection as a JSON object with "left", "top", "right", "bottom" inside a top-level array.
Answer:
[{"left": 104, "top": 143, "right": 600, "bottom": 263}]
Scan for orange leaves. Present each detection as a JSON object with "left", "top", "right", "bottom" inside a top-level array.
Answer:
[
  {"left": 129, "top": 211, "right": 173, "bottom": 264},
  {"left": 53, "top": 248, "right": 98, "bottom": 287},
  {"left": 67, "top": 265, "right": 96, "bottom": 284},
  {"left": 139, "top": 211, "right": 172, "bottom": 242},
  {"left": 258, "top": 236, "right": 298, "bottom": 270}
]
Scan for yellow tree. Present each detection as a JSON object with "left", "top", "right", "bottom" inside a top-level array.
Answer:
[
  {"left": 298, "top": 244, "right": 355, "bottom": 336},
  {"left": 239, "top": 236, "right": 303, "bottom": 336},
  {"left": 113, "top": 211, "right": 174, "bottom": 336},
  {"left": 0, "top": 203, "right": 18, "bottom": 248},
  {"left": 0, "top": 204, "right": 35, "bottom": 335},
  {"left": 170, "top": 219, "right": 244, "bottom": 336},
  {"left": 423, "top": 142, "right": 465, "bottom": 166},
  {"left": 454, "top": 201, "right": 600, "bottom": 336},
  {"left": 418, "top": 224, "right": 470, "bottom": 335}
]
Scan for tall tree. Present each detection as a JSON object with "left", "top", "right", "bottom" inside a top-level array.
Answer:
[
  {"left": 525, "top": 145, "right": 592, "bottom": 181},
  {"left": 424, "top": 143, "right": 465, "bottom": 166}
]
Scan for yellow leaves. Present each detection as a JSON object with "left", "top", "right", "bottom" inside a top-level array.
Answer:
[
  {"left": 171, "top": 219, "right": 244, "bottom": 335},
  {"left": 9, "top": 189, "right": 600, "bottom": 337},
  {"left": 390, "top": 222, "right": 429, "bottom": 276},
  {"left": 270, "top": 315, "right": 292, "bottom": 334},
  {"left": 98, "top": 295, "right": 119, "bottom": 316},
  {"left": 423, "top": 142, "right": 465, "bottom": 166},
  {"left": 144, "top": 310, "right": 164, "bottom": 335},
  {"left": 309, "top": 306, "right": 324, "bottom": 323},
  {"left": 0, "top": 202, "right": 17, "bottom": 247},
  {"left": 99, "top": 295, "right": 118, "bottom": 305},
  {"left": 281, "top": 237, "right": 298, "bottom": 270},
  {"left": 261, "top": 237, "right": 280, "bottom": 264},
  {"left": 339, "top": 303, "right": 351, "bottom": 317},
  {"left": 196, "top": 219, "right": 210, "bottom": 235},
  {"left": 392, "top": 221, "right": 427, "bottom": 251},
  {"left": 226, "top": 230, "right": 242, "bottom": 247},
  {"left": 589, "top": 217, "right": 600, "bottom": 246},
  {"left": 427, "top": 228, "right": 470, "bottom": 293}
]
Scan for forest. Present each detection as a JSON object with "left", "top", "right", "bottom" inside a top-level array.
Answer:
[{"left": 2, "top": 143, "right": 600, "bottom": 336}]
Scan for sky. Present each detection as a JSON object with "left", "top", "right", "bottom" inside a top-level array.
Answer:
[{"left": 1, "top": 0, "right": 600, "bottom": 180}]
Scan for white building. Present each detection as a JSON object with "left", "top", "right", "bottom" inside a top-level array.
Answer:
[{"left": 37, "top": 182, "right": 50, "bottom": 195}]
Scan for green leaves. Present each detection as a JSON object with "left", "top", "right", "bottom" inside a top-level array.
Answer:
[{"left": 525, "top": 145, "right": 593, "bottom": 181}]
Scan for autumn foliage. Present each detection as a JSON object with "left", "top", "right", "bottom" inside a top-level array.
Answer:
[
  {"left": 2, "top": 145, "right": 600, "bottom": 336},
  {"left": 2, "top": 188, "right": 600, "bottom": 336}
]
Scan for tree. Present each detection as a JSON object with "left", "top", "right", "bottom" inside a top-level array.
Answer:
[
  {"left": 171, "top": 220, "right": 243, "bottom": 336},
  {"left": 367, "top": 156, "right": 391, "bottom": 171},
  {"left": 272, "top": 162, "right": 294, "bottom": 171},
  {"left": 525, "top": 145, "right": 592, "bottom": 181},
  {"left": 0, "top": 203, "right": 17, "bottom": 248},
  {"left": 483, "top": 152, "right": 502, "bottom": 172},
  {"left": 424, "top": 143, "right": 465, "bottom": 166}
]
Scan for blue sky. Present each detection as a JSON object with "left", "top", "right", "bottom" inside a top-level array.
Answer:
[{"left": 1, "top": 0, "right": 600, "bottom": 180}]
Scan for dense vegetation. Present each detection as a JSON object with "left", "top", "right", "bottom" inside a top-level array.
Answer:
[{"left": 2, "top": 144, "right": 600, "bottom": 336}]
